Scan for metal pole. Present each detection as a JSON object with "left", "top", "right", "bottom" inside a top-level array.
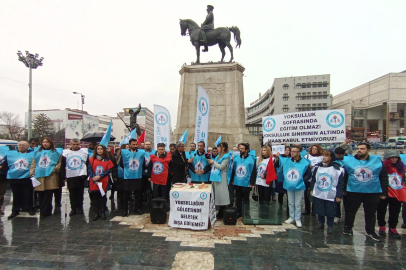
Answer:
[
  {"left": 81, "top": 95, "right": 85, "bottom": 146},
  {"left": 28, "top": 67, "right": 32, "bottom": 139}
]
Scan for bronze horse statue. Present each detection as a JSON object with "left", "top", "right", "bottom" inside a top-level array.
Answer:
[{"left": 179, "top": 19, "right": 241, "bottom": 64}]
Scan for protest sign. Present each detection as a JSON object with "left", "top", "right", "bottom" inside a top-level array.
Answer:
[
  {"left": 263, "top": 109, "right": 346, "bottom": 144},
  {"left": 272, "top": 145, "right": 285, "bottom": 155}
]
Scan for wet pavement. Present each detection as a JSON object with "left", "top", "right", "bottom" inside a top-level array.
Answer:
[{"left": 1, "top": 188, "right": 406, "bottom": 270}]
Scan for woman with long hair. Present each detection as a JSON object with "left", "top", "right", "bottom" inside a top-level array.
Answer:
[
  {"left": 88, "top": 144, "right": 114, "bottom": 221},
  {"left": 304, "top": 144, "right": 324, "bottom": 215},
  {"left": 30, "top": 137, "right": 63, "bottom": 219},
  {"left": 256, "top": 145, "right": 274, "bottom": 202},
  {"left": 208, "top": 142, "right": 230, "bottom": 219}
]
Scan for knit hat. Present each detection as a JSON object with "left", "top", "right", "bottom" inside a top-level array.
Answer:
[{"left": 383, "top": 150, "right": 400, "bottom": 161}]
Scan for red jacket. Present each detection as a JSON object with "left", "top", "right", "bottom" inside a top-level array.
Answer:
[{"left": 149, "top": 152, "right": 172, "bottom": 185}]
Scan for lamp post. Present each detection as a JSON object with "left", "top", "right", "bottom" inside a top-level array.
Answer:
[
  {"left": 17, "top": 51, "right": 44, "bottom": 139},
  {"left": 73, "top": 92, "right": 85, "bottom": 139}
]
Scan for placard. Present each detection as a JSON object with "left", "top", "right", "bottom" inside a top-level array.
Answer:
[
  {"left": 263, "top": 109, "right": 346, "bottom": 144},
  {"left": 272, "top": 145, "right": 285, "bottom": 154},
  {"left": 169, "top": 189, "right": 211, "bottom": 230}
]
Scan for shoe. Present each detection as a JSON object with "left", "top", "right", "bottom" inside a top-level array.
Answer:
[
  {"left": 302, "top": 211, "right": 310, "bottom": 215},
  {"left": 101, "top": 211, "right": 106, "bottom": 220},
  {"left": 284, "top": 218, "right": 294, "bottom": 224},
  {"left": 122, "top": 210, "right": 129, "bottom": 217},
  {"left": 366, "top": 232, "right": 382, "bottom": 242},
  {"left": 55, "top": 203, "right": 62, "bottom": 208},
  {"left": 315, "top": 223, "right": 324, "bottom": 229},
  {"left": 134, "top": 209, "right": 143, "bottom": 215},
  {"left": 296, "top": 220, "right": 302, "bottom": 228},
  {"left": 8, "top": 212, "right": 19, "bottom": 219},
  {"left": 343, "top": 228, "right": 353, "bottom": 236},
  {"left": 28, "top": 209, "right": 36, "bottom": 216},
  {"left": 93, "top": 212, "right": 99, "bottom": 221},
  {"left": 327, "top": 226, "right": 333, "bottom": 234},
  {"left": 69, "top": 209, "right": 77, "bottom": 217},
  {"left": 76, "top": 208, "right": 83, "bottom": 214},
  {"left": 378, "top": 226, "right": 386, "bottom": 236},
  {"left": 401, "top": 223, "right": 406, "bottom": 229},
  {"left": 388, "top": 228, "right": 401, "bottom": 239},
  {"left": 334, "top": 217, "right": 341, "bottom": 224}
]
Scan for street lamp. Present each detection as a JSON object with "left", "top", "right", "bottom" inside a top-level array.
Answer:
[
  {"left": 73, "top": 92, "right": 85, "bottom": 138},
  {"left": 17, "top": 50, "right": 44, "bottom": 139}
]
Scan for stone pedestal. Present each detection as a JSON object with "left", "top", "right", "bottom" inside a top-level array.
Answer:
[{"left": 172, "top": 63, "right": 260, "bottom": 150}]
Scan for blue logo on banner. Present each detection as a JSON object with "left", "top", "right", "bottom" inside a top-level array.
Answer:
[
  {"left": 172, "top": 191, "right": 179, "bottom": 198},
  {"left": 316, "top": 173, "right": 333, "bottom": 192},
  {"left": 286, "top": 168, "right": 300, "bottom": 182},
  {"left": 388, "top": 173, "right": 403, "bottom": 190},
  {"left": 198, "top": 97, "right": 208, "bottom": 116},
  {"left": 14, "top": 159, "right": 29, "bottom": 170},
  {"left": 152, "top": 161, "right": 164, "bottom": 175},
  {"left": 38, "top": 155, "right": 51, "bottom": 168},
  {"left": 155, "top": 112, "right": 168, "bottom": 125},
  {"left": 326, "top": 111, "right": 344, "bottom": 128},
  {"left": 236, "top": 165, "right": 247, "bottom": 178},
  {"left": 95, "top": 166, "right": 104, "bottom": 176},
  {"left": 263, "top": 117, "right": 276, "bottom": 132},
  {"left": 67, "top": 155, "right": 83, "bottom": 170},
  {"left": 200, "top": 192, "right": 208, "bottom": 200},
  {"left": 353, "top": 166, "right": 374, "bottom": 183}
]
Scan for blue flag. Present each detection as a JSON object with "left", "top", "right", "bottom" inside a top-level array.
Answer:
[
  {"left": 0, "top": 146, "right": 9, "bottom": 165},
  {"left": 214, "top": 135, "right": 222, "bottom": 147},
  {"left": 100, "top": 120, "right": 112, "bottom": 147},
  {"left": 120, "top": 129, "right": 137, "bottom": 147},
  {"left": 179, "top": 129, "right": 188, "bottom": 144}
]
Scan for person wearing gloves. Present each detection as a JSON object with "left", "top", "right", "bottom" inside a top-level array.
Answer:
[
  {"left": 275, "top": 145, "right": 312, "bottom": 228},
  {"left": 310, "top": 150, "right": 344, "bottom": 234},
  {"left": 377, "top": 150, "right": 406, "bottom": 239},
  {"left": 303, "top": 144, "right": 324, "bottom": 215},
  {"left": 208, "top": 142, "right": 230, "bottom": 219},
  {"left": 342, "top": 143, "right": 388, "bottom": 242}
]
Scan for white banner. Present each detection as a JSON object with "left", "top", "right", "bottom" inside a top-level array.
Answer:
[
  {"left": 194, "top": 86, "right": 210, "bottom": 150},
  {"left": 168, "top": 188, "right": 211, "bottom": 230},
  {"left": 272, "top": 145, "right": 285, "bottom": 155},
  {"left": 263, "top": 109, "right": 346, "bottom": 144},
  {"left": 154, "top": 104, "right": 171, "bottom": 151}
]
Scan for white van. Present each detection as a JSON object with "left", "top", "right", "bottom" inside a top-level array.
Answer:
[
  {"left": 0, "top": 139, "right": 18, "bottom": 147},
  {"left": 387, "top": 137, "right": 406, "bottom": 149}
]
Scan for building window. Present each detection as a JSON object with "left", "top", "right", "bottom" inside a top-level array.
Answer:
[
  {"left": 323, "top": 91, "right": 327, "bottom": 94},
  {"left": 318, "top": 82, "right": 322, "bottom": 87},
  {"left": 283, "top": 84, "right": 289, "bottom": 90},
  {"left": 283, "top": 105, "right": 289, "bottom": 112},
  {"left": 296, "top": 93, "right": 301, "bottom": 99},
  {"left": 323, "top": 82, "right": 328, "bottom": 87},
  {"left": 296, "top": 84, "right": 302, "bottom": 89},
  {"left": 353, "top": 119, "right": 364, "bottom": 127},
  {"left": 283, "top": 93, "right": 289, "bottom": 101},
  {"left": 312, "top": 83, "right": 318, "bottom": 88},
  {"left": 354, "top": 109, "right": 364, "bottom": 117},
  {"left": 323, "top": 103, "right": 327, "bottom": 106}
]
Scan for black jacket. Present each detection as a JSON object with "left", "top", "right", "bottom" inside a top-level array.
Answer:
[
  {"left": 172, "top": 150, "right": 188, "bottom": 183},
  {"left": 343, "top": 154, "right": 388, "bottom": 196}
]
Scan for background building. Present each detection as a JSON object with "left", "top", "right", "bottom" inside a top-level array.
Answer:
[
  {"left": 331, "top": 71, "right": 406, "bottom": 141},
  {"left": 246, "top": 74, "right": 331, "bottom": 140}
]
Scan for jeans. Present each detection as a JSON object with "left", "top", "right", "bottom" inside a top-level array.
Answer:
[
  {"left": 377, "top": 196, "right": 402, "bottom": 228},
  {"left": 287, "top": 190, "right": 303, "bottom": 221},
  {"left": 318, "top": 215, "right": 334, "bottom": 227},
  {"left": 344, "top": 192, "right": 380, "bottom": 234}
]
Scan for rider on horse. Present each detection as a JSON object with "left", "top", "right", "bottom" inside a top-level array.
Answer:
[{"left": 201, "top": 5, "right": 214, "bottom": 52}]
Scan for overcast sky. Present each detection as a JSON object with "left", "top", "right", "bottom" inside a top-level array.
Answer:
[{"left": 1, "top": 0, "right": 405, "bottom": 129}]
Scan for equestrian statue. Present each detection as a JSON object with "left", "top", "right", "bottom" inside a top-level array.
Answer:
[{"left": 179, "top": 5, "right": 242, "bottom": 64}]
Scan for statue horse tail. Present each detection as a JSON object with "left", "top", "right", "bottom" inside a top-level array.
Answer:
[{"left": 228, "top": 26, "right": 241, "bottom": 48}]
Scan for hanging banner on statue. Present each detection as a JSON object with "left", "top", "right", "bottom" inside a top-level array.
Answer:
[
  {"left": 194, "top": 86, "right": 210, "bottom": 150},
  {"left": 262, "top": 109, "right": 346, "bottom": 144},
  {"left": 154, "top": 104, "right": 171, "bottom": 151}
]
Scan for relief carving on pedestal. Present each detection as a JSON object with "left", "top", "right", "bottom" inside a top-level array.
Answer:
[{"left": 196, "top": 77, "right": 225, "bottom": 95}]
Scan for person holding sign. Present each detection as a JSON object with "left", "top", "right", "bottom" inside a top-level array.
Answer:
[
  {"left": 230, "top": 143, "right": 257, "bottom": 218},
  {"left": 61, "top": 138, "right": 88, "bottom": 217},
  {"left": 148, "top": 143, "right": 172, "bottom": 200},
  {"left": 88, "top": 145, "right": 114, "bottom": 221},
  {"left": 303, "top": 144, "right": 324, "bottom": 216},
  {"left": 5, "top": 141, "right": 36, "bottom": 218},
  {"left": 275, "top": 146, "right": 312, "bottom": 228},
  {"left": 208, "top": 142, "right": 230, "bottom": 219},
  {"left": 274, "top": 146, "right": 291, "bottom": 206},
  {"left": 310, "top": 150, "right": 344, "bottom": 234},
  {"left": 188, "top": 141, "right": 211, "bottom": 184},
  {"left": 342, "top": 143, "right": 388, "bottom": 242},
  {"left": 377, "top": 150, "right": 406, "bottom": 239},
  {"left": 119, "top": 138, "right": 146, "bottom": 216},
  {"left": 30, "top": 137, "right": 63, "bottom": 219}
]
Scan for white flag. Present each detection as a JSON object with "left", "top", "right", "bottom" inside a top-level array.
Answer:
[
  {"left": 194, "top": 86, "right": 210, "bottom": 150},
  {"left": 154, "top": 104, "right": 171, "bottom": 151}
]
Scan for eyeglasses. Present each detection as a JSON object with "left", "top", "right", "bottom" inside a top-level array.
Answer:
[{"left": 290, "top": 150, "right": 299, "bottom": 153}]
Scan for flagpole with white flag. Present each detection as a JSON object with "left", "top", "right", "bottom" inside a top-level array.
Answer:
[
  {"left": 154, "top": 105, "right": 171, "bottom": 151},
  {"left": 194, "top": 86, "right": 210, "bottom": 151}
]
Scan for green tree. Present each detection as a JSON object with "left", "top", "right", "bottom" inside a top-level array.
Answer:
[{"left": 33, "top": 113, "right": 54, "bottom": 139}]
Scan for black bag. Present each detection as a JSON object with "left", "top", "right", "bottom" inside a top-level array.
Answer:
[
  {"left": 150, "top": 198, "right": 167, "bottom": 224},
  {"left": 224, "top": 207, "right": 237, "bottom": 225}
]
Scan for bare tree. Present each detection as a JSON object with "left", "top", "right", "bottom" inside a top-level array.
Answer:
[{"left": 0, "top": 111, "right": 26, "bottom": 140}]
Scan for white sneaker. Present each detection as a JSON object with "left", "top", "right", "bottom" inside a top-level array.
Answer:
[
  {"left": 296, "top": 220, "right": 302, "bottom": 228},
  {"left": 284, "top": 218, "right": 294, "bottom": 224},
  {"left": 334, "top": 218, "right": 341, "bottom": 224}
]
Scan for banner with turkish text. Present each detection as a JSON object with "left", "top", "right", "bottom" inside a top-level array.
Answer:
[{"left": 194, "top": 86, "right": 210, "bottom": 150}]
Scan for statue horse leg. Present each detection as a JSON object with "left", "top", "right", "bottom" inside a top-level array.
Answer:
[
  {"left": 218, "top": 43, "right": 226, "bottom": 63},
  {"left": 225, "top": 42, "right": 234, "bottom": 62},
  {"left": 194, "top": 41, "right": 200, "bottom": 63}
]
